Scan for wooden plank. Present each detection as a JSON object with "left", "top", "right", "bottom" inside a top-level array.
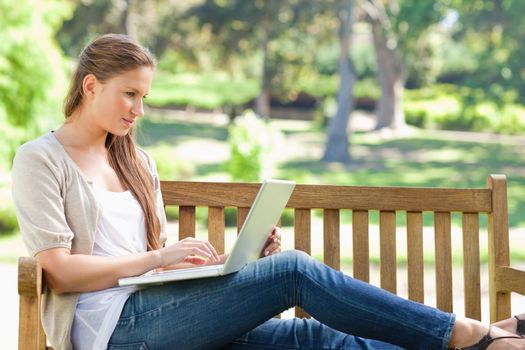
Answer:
[
  {"left": 294, "top": 209, "right": 311, "bottom": 255},
  {"left": 379, "top": 211, "right": 397, "bottom": 294},
  {"left": 352, "top": 210, "right": 369, "bottom": 282},
  {"left": 435, "top": 212, "right": 453, "bottom": 313},
  {"left": 323, "top": 209, "right": 340, "bottom": 270},
  {"left": 487, "top": 175, "right": 511, "bottom": 322},
  {"left": 18, "top": 257, "right": 46, "bottom": 350},
  {"left": 462, "top": 213, "right": 481, "bottom": 320},
  {"left": 19, "top": 296, "right": 46, "bottom": 350},
  {"left": 18, "top": 257, "right": 42, "bottom": 297},
  {"left": 161, "top": 181, "right": 492, "bottom": 212},
  {"left": 495, "top": 266, "right": 525, "bottom": 295},
  {"left": 407, "top": 211, "right": 424, "bottom": 303},
  {"left": 294, "top": 209, "right": 311, "bottom": 318},
  {"left": 237, "top": 207, "right": 250, "bottom": 234},
  {"left": 179, "top": 206, "right": 196, "bottom": 239},
  {"left": 208, "top": 207, "right": 225, "bottom": 255}
]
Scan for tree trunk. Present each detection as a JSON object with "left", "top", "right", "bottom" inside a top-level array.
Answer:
[
  {"left": 255, "top": 18, "right": 271, "bottom": 119},
  {"left": 322, "top": 0, "right": 356, "bottom": 164},
  {"left": 371, "top": 19, "right": 406, "bottom": 130},
  {"left": 122, "top": 0, "right": 138, "bottom": 40}
]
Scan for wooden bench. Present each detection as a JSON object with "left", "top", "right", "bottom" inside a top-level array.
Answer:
[{"left": 18, "top": 174, "right": 525, "bottom": 349}]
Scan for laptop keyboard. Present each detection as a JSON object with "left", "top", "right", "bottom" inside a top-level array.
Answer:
[{"left": 154, "top": 264, "right": 225, "bottom": 275}]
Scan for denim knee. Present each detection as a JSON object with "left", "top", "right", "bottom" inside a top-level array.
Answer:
[{"left": 274, "top": 249, "right": 312, "bottom": 266}]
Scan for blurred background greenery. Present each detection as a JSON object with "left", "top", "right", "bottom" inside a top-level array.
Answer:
[{"left": 1, "top": 0, "right": 525, "bottom": 252}]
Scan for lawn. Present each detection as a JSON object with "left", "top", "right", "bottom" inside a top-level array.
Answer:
[{"left": 136, "top": 110, "right": 525, "bottom": 229}]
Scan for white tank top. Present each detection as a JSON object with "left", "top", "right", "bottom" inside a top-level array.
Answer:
[{"left": 71, "top": 186, "right": 147, "bottom": 350}]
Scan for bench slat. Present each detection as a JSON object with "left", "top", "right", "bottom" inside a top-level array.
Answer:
[
  {"left": 323, "top": 209, "right": 340, "bottom": 270},
  {"left": 294, "top": 208, "right": 311, "bottom": 318},
  {"left": 294, "top": 209, "right": 311, "bottom": 255},
  {"left": 462, "top": 213, "right": 481, "bottom": 320},
  {"left": 208, "top": 207, "right": 225, "bottom": 255},
  {"left": 379, "top": 211, "right": 397, "bottom": 293},
  {"left": 488, "top": 175, "right": 511, "bottom": 322},
  {"left": 179, "top": 206, "right": 196, "bottom": 239},
  {"left": 237, "top": 207, "right": 249, "bottom": 234},
  {"left": 407, "top": 211, "right": 424, "bottom": 303},
  {"left": 352, "top": 210, "right": 370, "bottom": 282},
  {"left": 435, "top": 212, "right": 453, "bottom": 312},
  {"left": 161, "top": 182, "right": 492, "bottom": 212}
]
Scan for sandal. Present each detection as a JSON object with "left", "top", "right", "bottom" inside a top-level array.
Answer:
[
  {"left": 450, "top": 327, "right": 525, "bottom": 350},
  {"left": 516, "top": 315, "right": 525, "bottom": 337}
]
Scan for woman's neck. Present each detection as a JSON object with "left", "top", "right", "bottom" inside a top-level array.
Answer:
[{"left": 55, "top": 111, "right": 107, "bottom": 152}]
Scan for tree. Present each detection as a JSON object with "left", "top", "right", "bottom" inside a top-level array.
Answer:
[
  {"left": 189, "top": 0, "right": 326, "bottom": 118},
  {"left": 57, "top": 0, "right": 193, "bottom": 56},
  {"left": 0, "top": 0, "right": 71, "bottom": 169},
  {"left": 450, "top": 0, "right": 525, "bottom": 104},
  {"left": 361, "top": 0, "right": 443, "bottom": 130},
  {"left": 322, "top": 0, "right": 356, "bottom": 164}
]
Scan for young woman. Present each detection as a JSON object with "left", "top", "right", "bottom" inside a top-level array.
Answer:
[{"left": 12, "top": 34, "right": 525, "bottom": 350}]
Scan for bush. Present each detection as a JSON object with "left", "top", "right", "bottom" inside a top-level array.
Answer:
[
  {"left": 0, "top": 203, "right": 18, "bottom": 236},
  {"left": 226, "top": 111, "right": 284, "bottom": 182},
  {"left": 145, "top": 143, "right": 196, "bottom": 181},
  {"left": 148, "top": 72, "right": 258, "bottom": 109},
  {"left": 404, "top": 84, "right": 525, "bottom": 133}
]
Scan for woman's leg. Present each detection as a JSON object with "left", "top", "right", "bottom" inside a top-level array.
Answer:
[
  {"left": 492, "top": 313, "right": 525, "bottom": 336},
  {"left": 109, "top": 250, "right": 454, "bottom": 349},
  {"left": 221, "top": 318, "right": 402, "bottom": 350}
]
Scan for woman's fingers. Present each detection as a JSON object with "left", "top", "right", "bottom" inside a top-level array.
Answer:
[
  {"left": 263, "top": 242, "right": 281, "bottom": 256},
  {"left": 183, "top": 256, "right": 207, "bottom": 265},
  {"left": 162, "top": 237, "right": 221, "bottom": 266}
]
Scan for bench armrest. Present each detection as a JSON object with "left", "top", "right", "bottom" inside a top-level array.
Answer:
[
  {"left": 496, "top": 266, "right": 525, "bottom": 295},
  {"left": 18, "top": 256, "right": 43, "bottom": 297}
]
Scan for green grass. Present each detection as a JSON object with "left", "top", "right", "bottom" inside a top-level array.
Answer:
[{"left": 147, "top": 72, "right": 259, "bottom": 109}]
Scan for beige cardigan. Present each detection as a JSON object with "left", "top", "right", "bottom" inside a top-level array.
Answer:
[{"left": 12, "top": 131, "right": 167, "bottom": 350}]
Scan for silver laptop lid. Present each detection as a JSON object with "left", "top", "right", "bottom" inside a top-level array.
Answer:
[{"left": 222, "top": 179, "right": 295, "bottom": 273}]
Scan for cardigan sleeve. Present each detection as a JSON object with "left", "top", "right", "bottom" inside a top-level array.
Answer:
[{"left": 11, "top": 143, "right": 74, "bottom": 257}]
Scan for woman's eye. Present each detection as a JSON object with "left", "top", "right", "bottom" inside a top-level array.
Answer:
[{"left": 126, "top": 91, "right": 135, "bottom": 97}]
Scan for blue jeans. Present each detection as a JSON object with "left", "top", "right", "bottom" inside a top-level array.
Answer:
[{"left": 108, "top": 250, "right": 455, "bottom": 349}]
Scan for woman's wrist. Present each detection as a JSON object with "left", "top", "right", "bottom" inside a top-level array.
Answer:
[{"left": 151, "top": 249, "right": 164, "bottom": 268}]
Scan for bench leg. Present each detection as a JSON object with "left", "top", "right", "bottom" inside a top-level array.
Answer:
[{"left": 19, "top": 295, "right": 46, "bottom": 350}]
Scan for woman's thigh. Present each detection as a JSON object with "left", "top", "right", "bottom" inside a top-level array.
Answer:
[{"left": 109, "top": 251, "right": 307, "bottom": 349}]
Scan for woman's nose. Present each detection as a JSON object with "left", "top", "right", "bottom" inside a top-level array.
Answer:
[{"left": 131, "top": 98, "right": 144, "bottom": 117}]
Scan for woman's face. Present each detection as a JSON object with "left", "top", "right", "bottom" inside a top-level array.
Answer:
[{"left": 89, "top": 66, "right": 154, "bottom": 136}]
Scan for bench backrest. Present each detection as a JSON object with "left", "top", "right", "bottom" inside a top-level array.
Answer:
[
  {"left": 160, "top": 175, "right": 515, "bottom": 321},
  {"left": 18, "top": 174, "right": 523, "bottom": 350}
]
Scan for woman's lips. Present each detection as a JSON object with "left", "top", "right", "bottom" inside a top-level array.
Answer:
[{"left": 122, "top": 118, "right": 134, "bottom": 127}]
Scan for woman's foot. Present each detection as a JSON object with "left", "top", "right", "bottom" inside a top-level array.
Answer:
[
  {"left": 450, "top": 318, "right": 525, "bottom": 349},
  {"left": 492, "top": 314, "right": 525, "bottom": 337}
]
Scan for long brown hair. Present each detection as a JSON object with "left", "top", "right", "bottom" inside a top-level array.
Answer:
[{"left": 64, "top": 34, "right": 161, "bottom": 250}]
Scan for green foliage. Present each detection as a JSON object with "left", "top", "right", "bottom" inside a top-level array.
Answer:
[
  {"left": 148, "top": 71, "right": 259, "bottom": 109},
  {"left": 404, "top": 84, "right": 525, "bottom": 133},
  {"left": 0, "top": 203, "right": 18, "bottom": 236},
  {"left": 226, "top": 111, "right": 283, "bottom": 182},
  {"left": 0, "top": 0, "right": 71, "bottom": 169},
  {"left": 145, "top": 143, "right": 196, "bottom": 180},
  {"left": 451, "top": 0, "right": 525, "bottom": 104}
]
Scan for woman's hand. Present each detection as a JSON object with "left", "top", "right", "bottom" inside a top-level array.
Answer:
[
  {"left": 260, "top": 227, "right": 282, "bottom": 258},
  {"left": 159, "top": 237, "right": 221, "bottom": 267}
]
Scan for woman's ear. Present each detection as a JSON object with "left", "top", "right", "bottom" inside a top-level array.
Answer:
[{"left": 82, "top": 74, "right": 97, "bottom": 98}]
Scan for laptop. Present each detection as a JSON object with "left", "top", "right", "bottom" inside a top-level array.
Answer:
[{"left": 118, "top": 179, "right": 296, "bottom": 286}]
